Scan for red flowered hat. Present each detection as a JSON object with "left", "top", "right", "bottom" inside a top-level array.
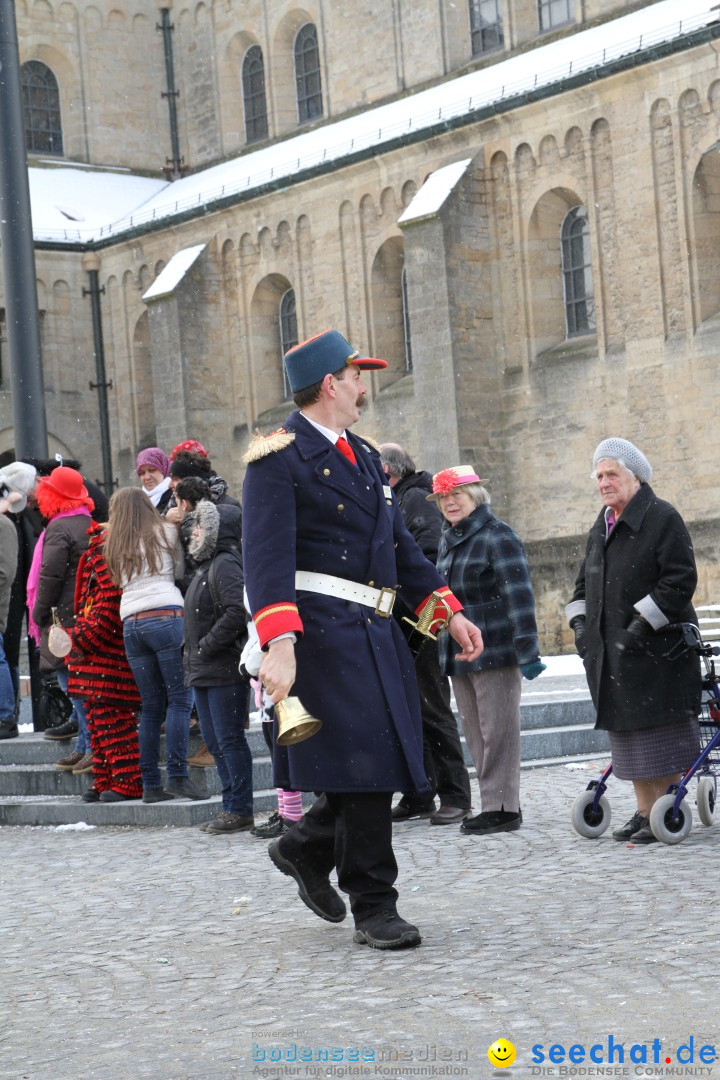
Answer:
[
  {"left": 426, "top": 465, "right": 489, "bottom": 503},
  {"left": 170, "top": 439, "right": 208, "bottom": 461}
]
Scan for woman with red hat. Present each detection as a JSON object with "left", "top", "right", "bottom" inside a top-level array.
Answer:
[{"left": 27, "top": 466, "right": 95, "bottom": 775}]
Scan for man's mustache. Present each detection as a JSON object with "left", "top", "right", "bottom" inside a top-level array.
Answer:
[{"left": 356, "top": 393, "right": 368, "bottom": 408}]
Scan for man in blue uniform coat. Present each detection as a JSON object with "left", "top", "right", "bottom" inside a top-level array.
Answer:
[{"left": 242, "top": 329, "right": 484, "bottom": 950}]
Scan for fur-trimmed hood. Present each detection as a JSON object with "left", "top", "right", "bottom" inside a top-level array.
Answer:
[{"left": 187, "top": 499, "right": 219, "bottom": 562}]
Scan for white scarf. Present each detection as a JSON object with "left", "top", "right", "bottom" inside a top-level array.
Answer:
[{"left": 143, "top": 475, "right": 171, "bottom": 508}]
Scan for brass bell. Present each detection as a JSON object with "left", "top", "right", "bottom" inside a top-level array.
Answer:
[{"left": 275, "top": 696, "right": 322, "bottom": 746}]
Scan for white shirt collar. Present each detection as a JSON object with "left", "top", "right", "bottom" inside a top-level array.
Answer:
[{"left": 301, "top": 413, "right": 347, "bottom": 445}]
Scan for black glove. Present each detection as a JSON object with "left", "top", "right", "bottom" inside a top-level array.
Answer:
[
  {"left": 569, "top": 615, "right": 587, "bottom": 659},
  {"left": 617, "top": 614, "right": 651, "bottom": 654}
]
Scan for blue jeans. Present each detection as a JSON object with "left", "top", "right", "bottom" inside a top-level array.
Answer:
[
  {"left": 56, "top": 667, "right": 90, "bottom": 754},
  {"left": 0, "top": 632, "right": 15, "bottom": 725},
  {"left": 123, "top": 615, "right": 192, "bottom": 790},
  {"left": 194, "top": 683, "right": 253, "bottom": 815}
]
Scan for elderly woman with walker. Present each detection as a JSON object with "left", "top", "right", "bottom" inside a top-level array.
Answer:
[{"left": 566, "top": 438, "right": 701, "bottom": 845}]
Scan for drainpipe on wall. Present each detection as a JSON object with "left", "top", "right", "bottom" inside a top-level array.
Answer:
[
  {"left": 157, "top": 7, "right": 184, "bottom": 180},
  {"left": 82, "top": 252, "right": 115, "bottom": 497}
]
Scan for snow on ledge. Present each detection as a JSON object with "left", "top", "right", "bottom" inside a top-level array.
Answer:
[
  {"left": 142, "top": 244, "right": 206, "bottom": 301},
  {"left": 399, "top": 159, "right": 473, "bottom": 224}
]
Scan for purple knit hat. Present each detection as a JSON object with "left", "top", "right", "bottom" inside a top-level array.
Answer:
[{"left": 136, "top": 447, "right": 169, "bottom": 478}]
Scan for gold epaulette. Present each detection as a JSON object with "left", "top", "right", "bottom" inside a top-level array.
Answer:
[
  {"left": 356, "top": 432, "right": 380, "bottom": 451},
  {"left": 243, "top": 428, "right": 296, "bottom": 463}
]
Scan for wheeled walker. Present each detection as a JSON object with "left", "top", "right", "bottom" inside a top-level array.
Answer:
[{"left": 571, "top": 623, "right": 720, "bottom": 845}]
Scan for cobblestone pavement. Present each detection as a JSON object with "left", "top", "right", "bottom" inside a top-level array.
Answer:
[{"left": 2, "top": 761, "right": 718, "bottom": 1080}]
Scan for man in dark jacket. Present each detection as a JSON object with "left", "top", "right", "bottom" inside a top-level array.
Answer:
[{"left": 380, "top": 444, "right": 471, "bottom": 825}]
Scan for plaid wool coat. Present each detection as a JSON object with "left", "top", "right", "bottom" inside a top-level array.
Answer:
[{"left": 436, "top": 504, "right": 540, "bottom": 675}]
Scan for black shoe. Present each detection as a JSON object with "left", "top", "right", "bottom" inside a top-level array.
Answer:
[
  {"left": 267, "top": 838, "right": 346, "bottom": 923},
  {"left": 142, "top": 787, "right": 175, "bottom": 803},
  {"left": 43, "top": 719, "right": 79, "bottom": 741},
  {"left": 0, "top": 721, "right": 18, "bottom": 740},
  {"left": 100, "top": 790, "right": 140, "bottom": 803},
  {"left": 612, "top": 811, "right": 647, "bottom": 841},
  {"left": 628, "top": 821, "right": 657, "bottom": 845},
  {"left": 251, "top": 811, "right": 295, "bottom": 838},
  {"left": 353, "top": 910, "right": 422, "bottom": 950},
  {"left": 391, "top": 800, "right": 435, "bottom": 821},
  {"left": 82, "top": 787, "right": 100, "bottom": 803},
  {"left": 461, "top": 809, "right": 522, "bottom": 834},
  {"left": 164, "top": 777, "right": 208, "bottom": 801}
]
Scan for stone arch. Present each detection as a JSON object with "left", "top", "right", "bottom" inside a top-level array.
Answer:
[
  {"left": 709, "top": 80, "right": 720, "bottom": 112},
  {"left": 20, "top": 45, "right": 78, "bottom": 157},
  {"left": 679, "top": 88, "right": 702, "bottom": 128},
  {"left": 380, "top": 187, "right": 398, "bottom": 219},
  {"left": 514, "top": 142, "right": 536, "bottom": 180},
  {"left": 271, "top": 7, "right": 321, "bottom": 135},
  {"left": 564, "top": 126, "right": 584, "bottom": 158},
  {"left": 527, "top": 186, "right": 590, "bottom": 355},
  {"left": 85, "top": 6, "right": 102, "bottom": 31},
  {"left": 691, "top": 146, "right": 720, "bottom": 324},
  {"left": 249, "top": 273, "right": 295, "bottom": 416},
  {"left": 401, "top": 180, "right": 418, "bottom": 208},
  {"left": 370, "top": 236, "right": 407, "bottom": 387},
  {"left": 539, "top": 135, "right": 559, "bottom": 167},
  {"left": 108, "top": 8, "right": 127, "bottom": 27},
  {"left": 219, "top": 31, "right": 266, "bottom": 151}
]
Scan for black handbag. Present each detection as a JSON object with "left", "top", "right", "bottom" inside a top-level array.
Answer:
[{"left": 38, "top": 673, "right": 73, "bottom": 729}]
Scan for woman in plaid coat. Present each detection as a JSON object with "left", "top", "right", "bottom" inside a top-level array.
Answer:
[
  {"left": 67, "top": 521, "right": 142, "bottom": 802},
  {"left": 433, "top": 465, "right": 544, "bottom": 835}
]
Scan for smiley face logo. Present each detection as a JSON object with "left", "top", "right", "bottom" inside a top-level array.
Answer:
[{"left": 488, "top": 1039, "right": 516, "bottom": 1068}]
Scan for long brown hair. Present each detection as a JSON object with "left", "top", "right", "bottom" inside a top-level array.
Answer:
[{"left": 104, "top": 487, "right": 174, "bottom": 586}]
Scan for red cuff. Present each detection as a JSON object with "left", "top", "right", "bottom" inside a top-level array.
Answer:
[
  {"left": 415, "top": 587, "right": 463, "bottom": 633},
  {"left": 254, "top": 602, "right": 304, "bottom": 648}
]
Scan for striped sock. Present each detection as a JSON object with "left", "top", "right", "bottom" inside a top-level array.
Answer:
[{"left": 282, "top": 790, "right": 303, "bottom": 822}]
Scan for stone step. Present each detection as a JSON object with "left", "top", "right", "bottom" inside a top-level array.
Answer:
[{"left": 0, "top": 698, "right": 604, "bottom": 826}]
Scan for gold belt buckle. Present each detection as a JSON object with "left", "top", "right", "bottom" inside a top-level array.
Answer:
[{"left": 375, "top": 586, "right": 396, "bottom": 618}]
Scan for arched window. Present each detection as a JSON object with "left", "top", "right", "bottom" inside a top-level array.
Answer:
[
  {"left": 401, "top": 267, "right": 413, "bottom": 372},
  {"left": 561, "top": 206, "right": 595, "bottom": 337},
  {"left": 279, "top": 288, "right": 298, "bottom": 397},
  {"left": 294, "top": 24, "right": 323, "bottom": 124},
  {"left": 469, "top": 0, "right": 503, "bottom": 56},
  {"left": 538, "top": 0, "right": 573, "bottom": 31},
  {"left": 21, "top": 61, "right": 63, "bottom": 155},
  {"left": 242, "top": 46, "right": 268, "bottom": 144}
]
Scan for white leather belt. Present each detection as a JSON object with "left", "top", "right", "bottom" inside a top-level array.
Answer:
[{"left": 295, "top": 571, "right": 396, "bottom": 617}]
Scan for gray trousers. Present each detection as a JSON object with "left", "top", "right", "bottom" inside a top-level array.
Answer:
[{"left": 451, "top": 666, "right": 522, "bottom": 813}]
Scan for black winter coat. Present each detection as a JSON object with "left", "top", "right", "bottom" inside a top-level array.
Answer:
[
  {"left": 392, "top": 471, "right": 443, "bottom": 560},
  {"left": 570, "top": 483, "right": 700, "bottom": 732},
  {"left": 183, "top": 503, "right": 247, "bottom": 687}
]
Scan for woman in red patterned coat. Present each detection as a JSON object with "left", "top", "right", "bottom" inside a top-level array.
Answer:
[{"left": 67, "top": 521, "right": 142, "bottom": 802}]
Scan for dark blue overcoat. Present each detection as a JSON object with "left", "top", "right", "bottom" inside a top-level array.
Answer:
[{"left": 242, "top": 411, "right": 452, "bottom": 794}]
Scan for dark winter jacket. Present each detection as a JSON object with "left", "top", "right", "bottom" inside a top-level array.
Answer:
[
  {"left": 183, "top": 500, "right": 248, "bottom": 687},
  {"left": 392, "top": 471, "right": 443, "bottom": 560},
  {"left": 32, "top": 513, "right": 91, "bottom": 672},
  {"left": 569, "top": 483, "right": 700, "bottom": 732},
  {"left": 436, "top": 504, "right": 541, "bottom": 675}
]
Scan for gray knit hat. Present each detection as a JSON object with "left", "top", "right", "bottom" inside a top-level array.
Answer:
[
  {"left": 0, "top": 461, "right": 37, "bottom": 512},
  {"left": 592, "top": 438, "right": 652, "bottom": 483}
]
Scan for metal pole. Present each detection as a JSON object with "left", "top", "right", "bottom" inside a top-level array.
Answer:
[
  {"left": 81, "top": 253, "right": 114, "bottom": 496},
  {"left": 0, "top": 0, "right": 48, "bottom": 458}
]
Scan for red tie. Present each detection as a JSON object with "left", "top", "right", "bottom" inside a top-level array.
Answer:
[{"left": 336, "top": 436, "right": 357, "bottom": 467}]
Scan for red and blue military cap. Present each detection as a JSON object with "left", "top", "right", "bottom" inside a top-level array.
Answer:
[{"left": 284, "top": 329, "right": 387, "bottom": 393}]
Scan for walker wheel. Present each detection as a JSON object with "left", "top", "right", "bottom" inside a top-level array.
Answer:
[
  {"left": 571, "top": 789, "right": 611, "bottom": 838},
  {"left": 649, "top": 794, "right": 693, "bottom": 845},
  {"left": 696, "top": 776, "right": 716, "bottom": 827}
]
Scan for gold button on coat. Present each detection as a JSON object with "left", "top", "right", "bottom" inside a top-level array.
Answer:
[
  {"left": 323, "top": 468, "right": 331, "bottom": 476},
  {"left": 337, "top": 503, "right": 344, "bottom": 511}
]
